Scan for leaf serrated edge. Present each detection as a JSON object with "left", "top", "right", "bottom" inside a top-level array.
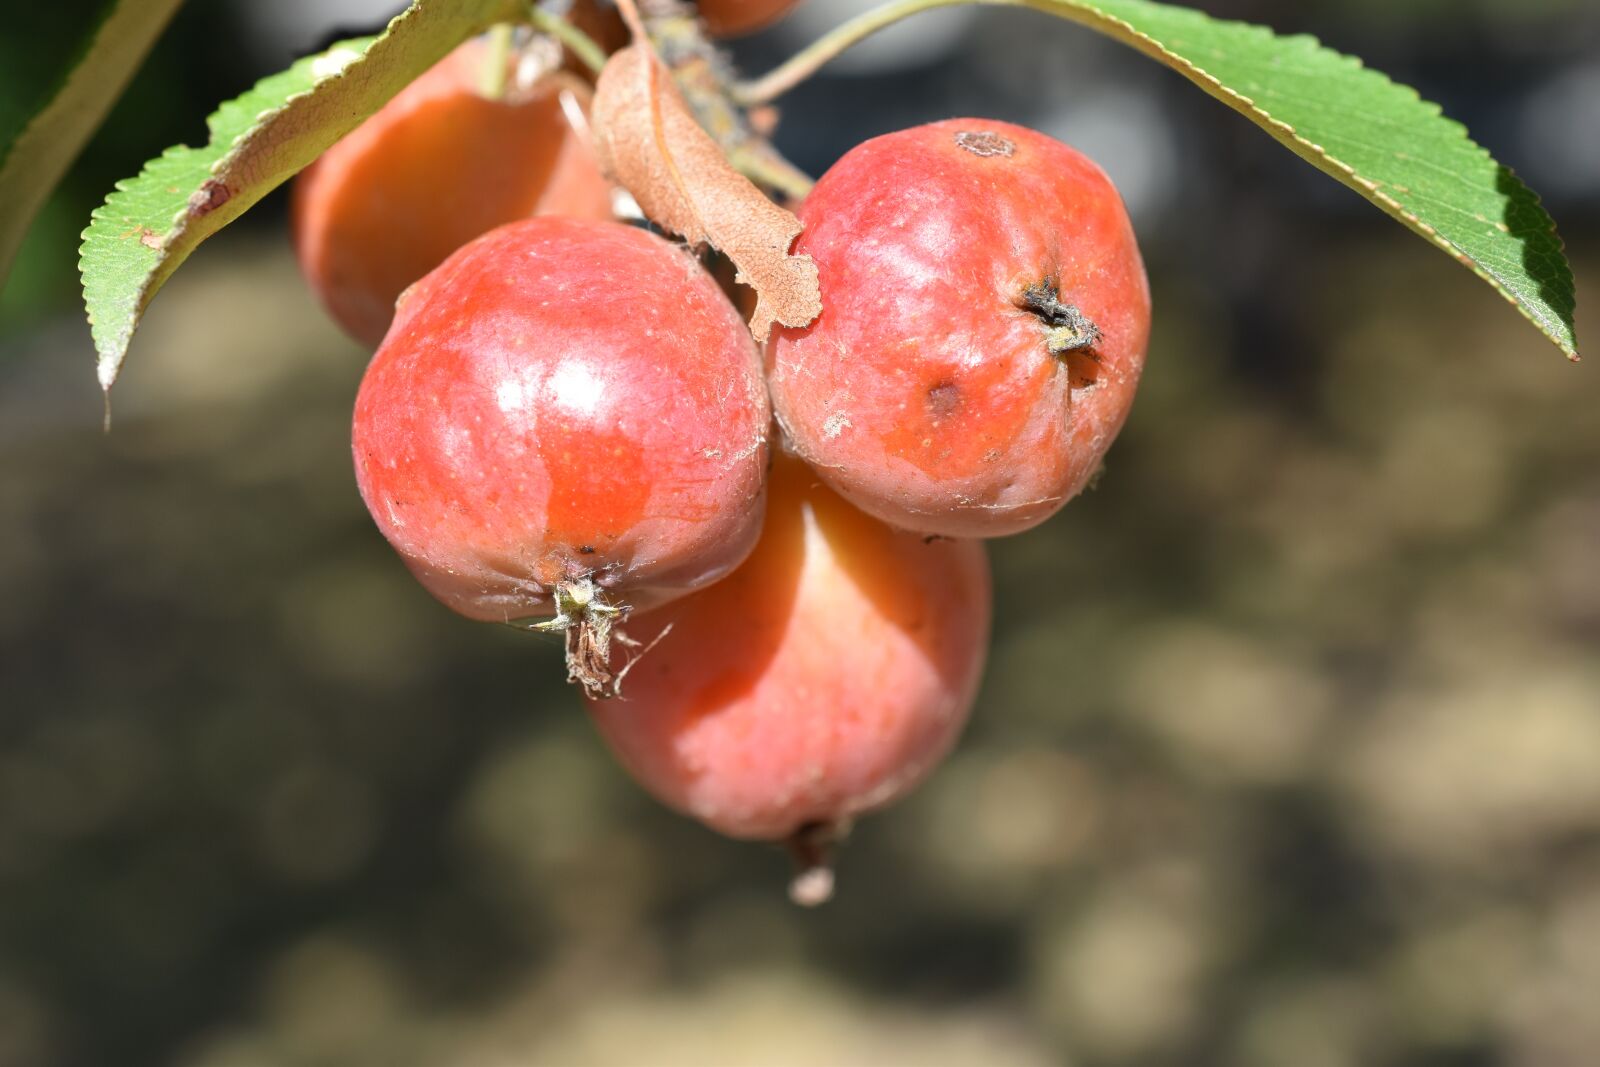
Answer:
[
  {"left": 1027, "top": 0, "right": 1578, "bottom": 360},
  {"left": 78, "top": 41, "right": 375, "bottom": 392},
  {"left": 81, "top": 144, "right": 193, "bottom": 359},
  {"left": 81, "top": 0, "right": 527, "bottom": 394}
]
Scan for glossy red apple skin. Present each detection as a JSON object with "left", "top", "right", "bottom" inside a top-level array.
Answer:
[
  {"left": 352, "top": 216, "right": 770, "bottom": 624},
  {"left": 697, "top": 0, "right": 804, "bottom": 36},
  {"left": 293, "top": 39, "right": 613, "bottom": 347},
  {"left": 585, "top": 455, "right": 990, "bottom": 841},
  {"left": 767, "top": 118, "right": 1151, "bottom": 538}
]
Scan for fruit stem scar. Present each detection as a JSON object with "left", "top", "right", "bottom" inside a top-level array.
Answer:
[
  {"left": 785, "top": 819, "right": 847, "bottom": 907},
  {"left": 1020, "top": 282, "right": 1102, "bottom": 358},
  {"left": 954, "top": 130, "right": 1015, "bottom": 157}
]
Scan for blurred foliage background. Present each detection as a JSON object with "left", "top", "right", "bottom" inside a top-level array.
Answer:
[{"left": 2, "top": 1, "right": 1598, "bottom": 1065}]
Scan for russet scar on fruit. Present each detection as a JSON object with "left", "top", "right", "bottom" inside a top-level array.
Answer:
[
  {"left": 352, "top": 217, "right": 770, "bottom": 697},
  {"left": 767, "top": 118, "right": 1152, "bottom": 539}
]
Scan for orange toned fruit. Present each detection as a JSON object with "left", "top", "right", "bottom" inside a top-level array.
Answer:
[
  {"left": 767, "top": 119, "right": 1151, "bottom": 538},
  {"left": 352, "top": 217, "right": 770, "bottom": 694},
  {"left": 584, "top": 455, "right": 990, "bottom": 899},
  {"left": 292, "top": 39, "right": 613, "bottom": 346},
  {"left": 697, "top": 0, "right": 804, "bottom": 36}
]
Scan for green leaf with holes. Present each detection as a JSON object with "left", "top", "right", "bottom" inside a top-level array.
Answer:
[
  {"left": 0, "top": 0, "right": 184, "bottom": 292},
  {"left": 1023, "top": 0, "right": 1577, "bottom": 357},
  {"left": 80, "top": 0, "right": 524, "bottom": 393}
]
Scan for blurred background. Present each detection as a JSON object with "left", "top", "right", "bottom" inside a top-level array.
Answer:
[{"left": 2, "top": 1, "right": 1598, "bottom": 1064}]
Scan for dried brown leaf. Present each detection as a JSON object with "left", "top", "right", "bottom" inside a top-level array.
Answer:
[{"left": 591, "top": 45, "right": 820, "bottom": 340}]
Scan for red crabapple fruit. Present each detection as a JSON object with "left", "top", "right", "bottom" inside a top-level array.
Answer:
[
  {"left": 696, "top": 0, "right": 805, "bottom": 37},
  {"left": 767, "top": 118, "right": 1151, "bottom": 538},
  {"left": 352, "top": 216, "right": 770, "bottom": 695},
  {"left": 584, "top": 455, "right": 990, "bottom": 903},
  {"left": 293, "top": 38, "right": 614, "bottom": 346}
]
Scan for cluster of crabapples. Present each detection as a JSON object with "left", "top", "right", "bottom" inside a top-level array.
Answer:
[{"left": 294, "top": 8, "right": 1149, "bottom": 902}]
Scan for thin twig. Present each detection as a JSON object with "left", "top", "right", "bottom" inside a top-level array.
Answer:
[
  {"left": 732, "top": 0, "right": 987, "bottom": 106},
  {"left": 529, "top": 4, "right": 609, "bottom": 74},
  {"left": 480, "top": 23, "right": 515, "bottom": 98},
  {"left": 728, "top": 147, "right": 815, "bottom": 201}
]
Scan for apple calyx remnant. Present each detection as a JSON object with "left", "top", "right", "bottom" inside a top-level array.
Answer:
[{"left": 520, "top": 577, "right": 630, "bottom": 699}]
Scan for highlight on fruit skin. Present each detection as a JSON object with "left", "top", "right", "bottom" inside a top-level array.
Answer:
[
  {"left": 292, "top": 37, "right": 614, "bottom": 347},
  {"left": 695, "top": 0, "right": 805, "bottom": 37},
  {"left": 583, "top": 455, "right": 991, "bottom": 903},
  {"left": 767, "top": 118, "right": 1152, "bottom": 539},
  {"left": 352, "top": 216, "right": 771, "bottom": 697}
]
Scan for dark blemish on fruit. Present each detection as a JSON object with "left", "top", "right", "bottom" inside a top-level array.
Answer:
[
  {"left": 187, "top": 179, "right": 232, "bottom": 217},
  {"left": 1019, "top": 282, "right": 1102, "bottom": 358},
  {"left": 955, "top": 131, "right": 1015, "bottom": 158},
  {"left": 579, "top": 545, "right": 597, "bottom": 555},
  {"left": 926, "top": 379, "right": 961, "bottom": 417}
]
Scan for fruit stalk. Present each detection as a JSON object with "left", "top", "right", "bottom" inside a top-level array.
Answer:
[
  {"left": 733, "top": 0, "right": 1054, "bottom": 107},
  {"left": 621, "top": 0, "right": 817, "bottom": 198},
  {"left": 529, "top": 4, "right": 609, "bottom": 74}
]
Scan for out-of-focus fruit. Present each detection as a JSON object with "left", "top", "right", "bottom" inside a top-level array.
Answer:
[
  {"left": 585, "top": 455, "right": 990, "bottom": 902},
  {"left": 697, "top": 0, "right": 804, "bottom": 37},
  {"left": 293, "top": 38, "right": 614, "bottom": 346}
]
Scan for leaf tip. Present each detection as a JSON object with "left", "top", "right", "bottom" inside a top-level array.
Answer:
[{"left": 96, "top": 355, "right": 119, "bottom": 393}]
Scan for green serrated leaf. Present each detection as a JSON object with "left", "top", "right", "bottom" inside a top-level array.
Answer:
[
  {"left": 80, "top": 0, "right": 524, "bottom": 392},
  {"left": 1018, "top": 0, "right": 1578, "bottom": 358},
  {"left": 0, "top": 0, "right": 183, "bottom": 292}
]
